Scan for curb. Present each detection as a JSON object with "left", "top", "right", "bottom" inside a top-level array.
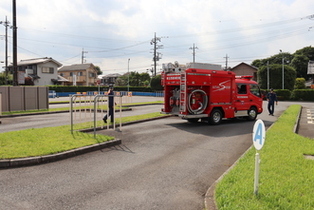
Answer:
[
  {"left": 0, "top": 108, "right": 132, "bottom": 118},
  {"left": 79, "top": 115, "right": 172, "bottom": 133},
  {"left": 0, "top": 139, "right": 121, "bottom": 169},
  {"left": 0, "top": 115, "right": 171, "bottom": 169},
  {"left": 204, "top": 119, "right": 278, "bottom": 210}
]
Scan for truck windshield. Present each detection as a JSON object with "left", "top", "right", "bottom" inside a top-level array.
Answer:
[{"left": 250, "top": 84, "right": 261, "bottom": 97}]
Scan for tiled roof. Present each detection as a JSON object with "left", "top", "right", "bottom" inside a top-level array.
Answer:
[
  {"left": 100, "top": 73, "right": 121, "bottom": 78},
  {"left": 231, "top": 62, "right": 258, "bottom": 70},
  {"left": 58, "top": 63, "right": 94, "bottom": 71},
  {"left": 17, "top": 57, "right": 62, "bottom": 67}
]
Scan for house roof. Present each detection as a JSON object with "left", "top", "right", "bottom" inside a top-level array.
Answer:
[
  {"left": 99, "top": 73, "right": 121, "bottom": 78},
  {"left": 231, "top": 62, "right": 258, "bottom": 71},
  {"left": 58, "top": 63, "right": 95, "bottom": 72},
  {"left": 16, "top": 57, "right": 62, "bottom": 67}
]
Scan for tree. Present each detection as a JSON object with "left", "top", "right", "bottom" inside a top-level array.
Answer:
[
  {"left": 150, "top": 75, "right": 162, "bottom": 91},
  {"left": 114, "top": 77, "right": 126, "bottom": 86},
  {"left": 94, "top": 66, "right": 103, "bottom": 75},
  {"left": 258, "top": 64, "right": 296, "bottom": 90},
  {"left": 252, "top": 46, "right": 314, "bottom": 85},
  {"left": 118, "top": 71, "right": 151, "bottom": 87},
  {"left": 294, "top": 78, "right": 306, "bottom": 89},
  {"left": 139, "top": 72, "right": 150, "bottom": 86},
  {"left": 294, "top": 46, "right": 314, "bottom": 60},
  {"left": 290, "top": 54, "right": 309, "bottom": 80},
  {"left": 0, "top": 72, "right": 12, "bottom": 85}
]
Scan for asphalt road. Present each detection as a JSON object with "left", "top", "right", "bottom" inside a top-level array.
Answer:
[
  {"left": 0, "top": 104, "right": 163, "bottom": 133},
  {"left": 0, "top": 99, "right": 312, "bottom": 209}
]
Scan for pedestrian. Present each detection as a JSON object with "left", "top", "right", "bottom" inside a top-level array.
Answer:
[
  {"left": 267, "top": 88, "right": 278, "bottom": 116},
  {"left": 103, "top": 85, "right": 115, "bottom": 123}
]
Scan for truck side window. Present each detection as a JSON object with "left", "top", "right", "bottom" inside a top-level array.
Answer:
[
  {"left": 238, "top": 84, "right": 247, "bottom": 94},
  {"left": 250, "top": 84, "right": 261, "bottom": 97}
]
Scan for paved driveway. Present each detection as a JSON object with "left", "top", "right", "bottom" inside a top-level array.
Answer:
[{"left": 1, "top": 100, "right": 312, "bottom": 210}]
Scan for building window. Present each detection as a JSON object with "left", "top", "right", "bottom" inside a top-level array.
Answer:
[
  {"left": 42, "top": 67, "right": 54, "bottom": 74},
  {"left": 89, "top": 73, "right": 95, "bottom": 77},
  {"left": 78, "top": 72, "right": 83, "bottom": 76}
]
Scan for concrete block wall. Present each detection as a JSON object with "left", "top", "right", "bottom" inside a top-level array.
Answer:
[{"left": 0, "top": 86, "right": 48, "bottom": 112}]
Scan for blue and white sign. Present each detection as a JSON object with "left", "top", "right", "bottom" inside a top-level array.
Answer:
[{"left": 253, "top": 119, "right": 266, "bottom": 150}]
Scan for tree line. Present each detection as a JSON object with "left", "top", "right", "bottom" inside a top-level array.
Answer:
[{"left": 252, "top": 46, "right": 314, "bottom": 90}]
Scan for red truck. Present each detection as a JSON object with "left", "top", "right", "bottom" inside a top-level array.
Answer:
[{"left": 161, "top": 62, "right": 263, "bottom": 125}]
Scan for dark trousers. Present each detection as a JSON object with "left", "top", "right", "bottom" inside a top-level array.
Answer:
[
  {"left": 268, "top": 101, "right": 275, "bottom": 115},
  {"left": 103, "top": 107, "right": 114, "bottom": 122}
]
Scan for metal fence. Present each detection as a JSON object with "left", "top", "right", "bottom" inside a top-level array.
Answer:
[{"left": 70, "top": 94, "right": 123, "bottom": 138}]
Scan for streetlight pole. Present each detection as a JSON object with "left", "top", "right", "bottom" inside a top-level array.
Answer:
[{"left": 127, "top": 58, "right": 130, "bottom": 93}]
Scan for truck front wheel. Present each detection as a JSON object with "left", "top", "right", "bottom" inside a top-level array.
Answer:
[
  {"left": 208, "top": 109, "right": 222, "bottom": 125},
  {"left": 247, "top": 107, "right": 257, "bottom": 121}
]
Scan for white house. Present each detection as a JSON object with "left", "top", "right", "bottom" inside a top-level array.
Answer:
[{"left": 9, "top": 57, "right": 63, "bottom": 86}]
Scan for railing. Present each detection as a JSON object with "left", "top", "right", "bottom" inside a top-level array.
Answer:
[{"left": 70, "top": 94, "right": 123, "bottom": 138}]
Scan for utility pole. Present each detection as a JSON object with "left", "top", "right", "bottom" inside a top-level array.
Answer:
[
  {"left": 81, "top": 48, "right": 88, "bottom": 64},
  {"left": 223, "top": 54, "right": 229, "bottom": 70},
  {"left": 150, "top": 32, "right": 164, "bottom": 77},
  {"left": 280, "top": 49, "right": 284, "bottom": 89},
  {"left": 12, "top": 0, "right": 18, "bottom": 86},
  {"left": 189, "top": 43, "right": 198, "bottom": 63},
  {"left": 267, "top": 60, "right": 270, "bottom": 90},
  {"left": 0, "top": 16, "right": 10, "bottom": 85},
  {"left": 127, "top": 58, "right": 130, "bottom": 92}
]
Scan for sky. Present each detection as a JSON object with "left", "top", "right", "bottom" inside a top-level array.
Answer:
[{"left": 0, "top": 0, "right": 313, "bottom": 75}]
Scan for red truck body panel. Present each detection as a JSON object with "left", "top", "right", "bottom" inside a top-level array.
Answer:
[{"left": 161, "top": 64, "right": 263, "bottom": 123}]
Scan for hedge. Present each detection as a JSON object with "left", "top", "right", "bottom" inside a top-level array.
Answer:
[
  {"left": 290, "top": 89, "right": 314, "bottom": 101},
  {"left": 262, "top": 89, "right": 314, "bottom": 101}
]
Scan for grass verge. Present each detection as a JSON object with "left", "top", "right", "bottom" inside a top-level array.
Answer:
[
  {"left": 0, "top": 112, "right": 165, "bottom": 159},
  {"left": 215, "top": 105, "right": 314, "bottom": 209}
]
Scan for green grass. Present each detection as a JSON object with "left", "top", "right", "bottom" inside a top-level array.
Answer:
[
  {"left": 215, "top": 104, "right": 314, "bottom": 209},
  {"left": 0, "top": 112, "right": 165, "bottom": 159}
]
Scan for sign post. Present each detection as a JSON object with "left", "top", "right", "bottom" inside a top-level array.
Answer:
[{"left": 252, "top": 119, "right": 266, "bottom": 195}]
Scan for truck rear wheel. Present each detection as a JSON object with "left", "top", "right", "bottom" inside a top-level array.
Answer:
[
  {"left": 247, "top": 107, "right": 257, "bottom": 121},
  {"left": 208, "top": 109, "right": 222, "bottom": 125}
]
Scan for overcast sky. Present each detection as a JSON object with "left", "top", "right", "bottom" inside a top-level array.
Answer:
[{"left": 0, "top": 0, "right": 313, "bottom": 75}]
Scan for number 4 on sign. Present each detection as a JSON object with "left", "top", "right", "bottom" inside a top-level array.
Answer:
[{"left": 253, "top": 119, "right": 266, "bottom": 150}]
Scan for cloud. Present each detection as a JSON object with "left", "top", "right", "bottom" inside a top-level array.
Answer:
[{"left": 0, "top": 0, "right": 313, "bottom": 75}]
